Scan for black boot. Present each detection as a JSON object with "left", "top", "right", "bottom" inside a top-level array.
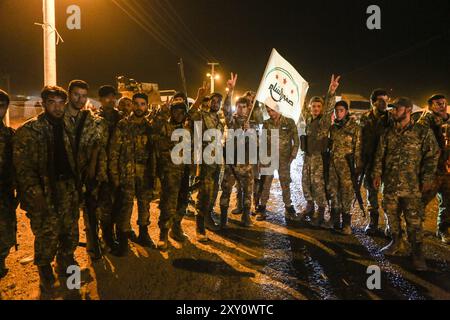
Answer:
[
  {"left": 157, "top": 229, "right": 169, "bottom": 251},
  {"left": 196, "top": 216, "right": 209, "bottom": 243},
  {"left": 311, "top": 206, "right": 326, "bottom": 227},
  {"left": 137, "top": 226, "right": 154, "bottom": 248},
  {"left": 285, "top": 206, "right": 301, "bottom": 223},
  {"left": 301, "top": 201, "right": 315, "bottom": 222},
  {"left": 364, "top": 210, "right": 379, "bottom": 236},
  {"left": 205, "top": 211, "right": 220, "bottom": 231},
  {"left": 55, "top": 255, "right": 78, "bottom": 278},
  {"left": 380, "top": 233, "right": 406, "bottom": 256},
  {"left": 113, "top": 231, "right": 130, "bottom": 256},
  {"left": 101, "top": 222, "right": 116, "bottom": 252},
  {"left": 220, "top": 206, "right": 229, "bottom": 229},
  {"left": 340, "top": 213, "right": 352, "bottom": 235},
  {"left": 256, "top": 205, "right": 267, "bottom": 221},
  {"left": 38, "top": 264, "right": 56, "bottom": 293},
  {"left": 0, "top": 256, "right": 8, "bottom": 279},
  {"left": 330, "top": 208, "right": 341, "bottom": 231},
  {"left": 411, "top": 242, "right": 428, "bottom": 271},
  {"left": 241, "top": 208, "right": 253, "bottom": 227},
  {"left": 170, "top": 221, "right": 188, "bottom": 243}
]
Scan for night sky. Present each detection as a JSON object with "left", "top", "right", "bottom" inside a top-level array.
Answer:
[{"left": 0, "top": 0, "right": 449, "bottom": 104}]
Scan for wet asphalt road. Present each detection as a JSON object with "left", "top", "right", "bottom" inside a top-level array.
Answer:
[{"left": 1, "top": 156, "right": 449, "bottom": 300}]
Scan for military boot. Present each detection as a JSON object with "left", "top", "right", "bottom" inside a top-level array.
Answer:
[
  {"left": 241, "top": 208, "right": 253, "bottom": 227},
  {"left": 55, "top": 255, "right": 78, "bottom": 278},
  {"left": 285, "top": 206, "right": 301, "bottom": 223},
  {"left": 137, "top": 226, "right": 154, "bottom": 248},
  {"left": 205, "top": 211, "right": 220, "bottom": 231},
  {"left": 364, "top": 210, "right": 380, "bottom": 236},
  {"left": 330, "top": 208, "right": 341, "bottom": 231},
  {"left": 220, "top": 206, "right": 229, "bottom": 229},
  {"left": 157, "top": 229, "right": 169, "bottom": 251},
  {"left": 380, "top": 233, "right": 406, "bottom": 256},
  {"left": 101, "top": 222, "right": 116, "bottom": 252},
  {"left": 196, "top": 216, "right": 209, "bottom": 243},
  {"left": 170, "top": 221, "right": 188, "bottom": 243},
  {"left": 255, "top": 205, "right": 267, "bottom": 221},
  {"left": 411, "top": 242, "right": 428, "bottom": 271},
  {"left": 340, "top": 213, "right": 352, "bottom": 235},
  {"left": 0, "top": 256, "right": 8, "bottom": 279},
  {"left": 311, "top": 206, "right": 326, "bottom": 227},
  {"left": 113, "top": 231, "right": 130, "bottom": 257},
  {"left": 301, "top": 201, "right": 315, "bottom": 223},
  {"left": 38, "top": 264, "right": 56, "bottom": 293},
  {"left": 231, "top": 190, "right": 244, "bottom": 215}
]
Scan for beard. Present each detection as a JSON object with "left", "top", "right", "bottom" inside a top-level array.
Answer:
[{"left": 134, "top": 110, "right": 145, "bottom": 118}]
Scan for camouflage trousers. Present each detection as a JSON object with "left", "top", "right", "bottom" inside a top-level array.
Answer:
[
  {"left": 260, "top": 159, "right": 292, "bottom": 207},
  {"left": 197, "top": 164, "right": 221, "bottom": 217},
  {"left": 0, "top": 195, "right": 16, "bottom": 259},
  {"left": 158, "top": 164, "right": 190, "bottom": 232},
  {"left": 117, "top": 177, "right": 153, "bottom": 233},
  {"left": 28, "top": 180, "right": 80, "bottom": 266},
  {"left": 363, "top": 173, "right": 380, "bottom": 212},
  {"left": 422, "top": 173, "right": 450, "bottom": 230},
  {"left": 328, "top": 157, "right": 354, "bottom": 213},
  {"left": 97, "top": 181, "right": 122, "bottom": 226},
  {"left": 302, "top": 153, "right": 327, "bottom": 207},
  {"left": 233, "top": 164, "right": 260, "bottom": 208},
  {"left": 383, "top": 194, "right": 424, "bottom": 244},
  {"left": 220, "top": 164, "right": 254, "bottom": 210}
]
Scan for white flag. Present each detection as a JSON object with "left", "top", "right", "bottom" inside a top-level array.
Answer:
[{"left": 255, "top": 49, "right": 309, "bottom": 124}]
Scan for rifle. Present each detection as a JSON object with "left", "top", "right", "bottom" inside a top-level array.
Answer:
[
  {"left": 345, "top": 154, "right": 366, "bottom": 217},
  {"left": 322, "top": 139, "right": 332, "bottom": 208}
]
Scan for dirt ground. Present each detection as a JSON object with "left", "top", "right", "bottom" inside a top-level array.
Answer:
[{"left": 0, "top": 157, "right": 449, "bottom": 300}]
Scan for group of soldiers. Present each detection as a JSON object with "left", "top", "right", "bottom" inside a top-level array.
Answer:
[{"left": 0, "top": 71, "right": 448, "bottom": 294}]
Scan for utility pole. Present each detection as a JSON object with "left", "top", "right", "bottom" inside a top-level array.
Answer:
[
  {"left": 43, "top": 0, "right": 57, "bottom": 86},
  {"left": 207, "top": 62, "right": 219, "bottom": 94}
]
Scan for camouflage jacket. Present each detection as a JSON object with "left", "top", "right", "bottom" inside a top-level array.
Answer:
[
  {"left": 372, "top": 120, "right": 440, "bottom": 197},
  {"left": 418, "top": 111, "right": 450, "bottom": 175},
  {"left": 154, "top": 118, "right": 190, "bottom": 173},
  {"left": 223, "top": 93, "right": 259, "bottom": 165},
  {"left": 13, "top": 113, "right": 78, "bottom": 212},
  {"left": 189, "top": 106, "right": 225, "bottom": 154},
  {"left": 95, "top": 107, "right": 124, "bottom": 183},
  {"left": 262, "top": 115, "right": 299, "bottom": 160},
  {"left": 63, "top": 106, "right": 102, "bottom": 183},
  {"left": 329, "top": 115, "right": 362, "bottom": 168},
  {"left": 360, "top": 107, "right": 392, "bottom": 173},
  {"left": 0, "top": 121, "right": 15, "bottom": 198},
  {"left": 304, "top": 92, "right": 336, "bottom": 155},
  {"left": 109, "top": 114, "right": 155, "bottom": 187}
]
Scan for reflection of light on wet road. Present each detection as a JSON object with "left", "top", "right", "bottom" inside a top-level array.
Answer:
[{"left": 260, "top": 157, "right": 338, "bottom": 300}]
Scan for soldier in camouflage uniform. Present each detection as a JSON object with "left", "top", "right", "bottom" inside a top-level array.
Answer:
[
  {"left": 189, "top": 88, "right": 224, "bottom": 242},
  {"left": 155, "top": 101, "right": 191, "bottom": 251},
  {"left": 301, "top": 75, "right": 340, "bottom": 226},
  {"left": 231, "top": 91, "right": 264, "bottom": 214},
  {"left": 359, "top": 89, "right": 392, "bottom": 235},
  {"left": 327, "top": 101, "right": 362, "bottom": 235},
  {"left": 95, "top": 85, "right": 123, "bottom": 252},
  {"left": 219, "top": 73, "right": 256, "bottom": 228},
  {"left": 14, "top": 86, "right": 81, "bottom": 292},
  {"left": 256, "top": 105, "right": 300, "bottom": 222},
  {"left": 419, "top": 94, "right": 450, "bottom": 244},
  {"left": 373, "top": 97, "right": 440, "bottom": 271},
  {"left": 64, "top": 80, "right": 103, "bottom": 261},
  {"left": 0, "top": 90, "right": 17, "bottom": 278},
  {"left": 110, "top": 93, "right": 155, "bottom": 255}
]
